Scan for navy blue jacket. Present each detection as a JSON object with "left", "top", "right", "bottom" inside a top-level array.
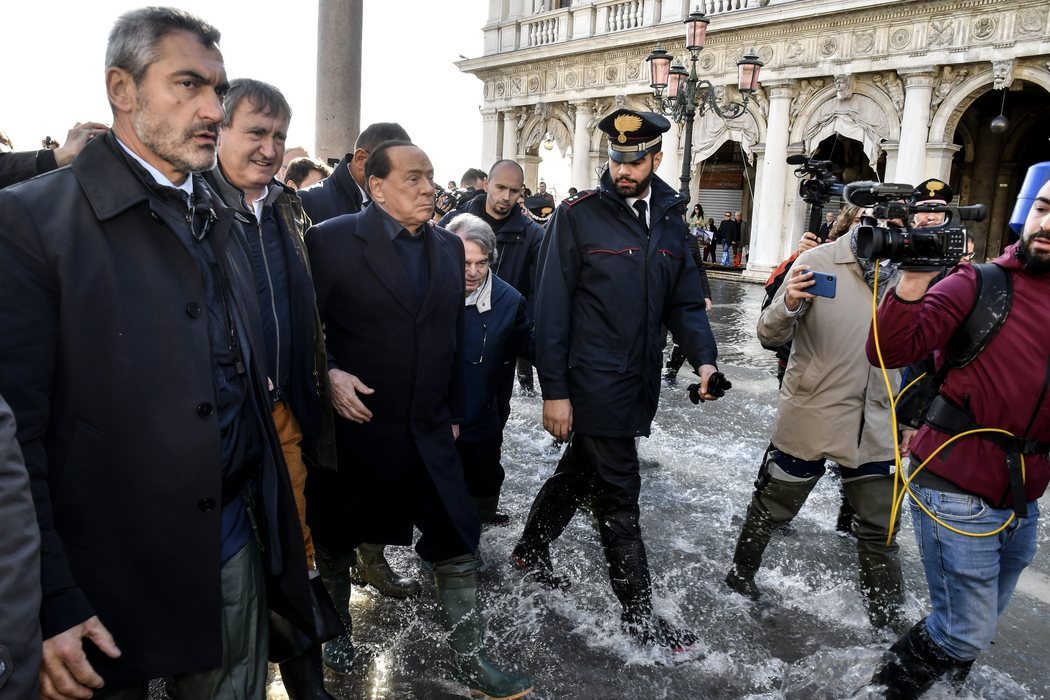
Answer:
[
  {"left": 297, "top": 153, "right": 365, "bottom": 224},
  {"left": 535, "top": 170, "right": 718, "bottom": 438},
  {"left": 461, "top": 274, "right": 534, "bottom": 443}
]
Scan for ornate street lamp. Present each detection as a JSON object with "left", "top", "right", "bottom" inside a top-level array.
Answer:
[{"left": 646, "top": 7, "right": 764, "bottom": 200}]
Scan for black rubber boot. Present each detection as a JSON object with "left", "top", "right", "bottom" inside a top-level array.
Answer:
[
  {"left": 858, "top": 550, "right": 906, "bottom": 631},
  {"left": 315, "top": 545, "right": 355, "bottom": 674},
  {"left": 836, "top": 490, "right": 856, "bottom": 534},
  {"left": 870, "top": 619, "right": 974, "bottom": 699},
  {"left": 513, "top": 470, "right": 580, "bottom": 590},
  {"left": 847, "top": 476, "right": 905, "bottom": 631},
  {"left": 474, "top": 496, "right": 511, "bottom": 527},
  {"left": 435, "top": 554, "right": 534, "bottom": 699},
  {"left": 353, "top": 543, "right": 421, "bottom": 598},
  {"left": 725, "top": 474, "right": 816, "bottom": 600},
  {"left": 605, "top": 540, "right": 698, "bottom": 651},
  {"left": 278, "top": 644, "right": 337, "bottom": 700}
]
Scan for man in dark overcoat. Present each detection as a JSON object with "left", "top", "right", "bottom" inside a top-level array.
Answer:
[
  {"left": 0, "top": 8, "right": 315, "bottom": 698},
  {"left": 305, "top": 141, "right": 532, "bottom": 699}
]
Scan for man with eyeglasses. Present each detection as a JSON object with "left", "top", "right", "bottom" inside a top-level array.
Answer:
[
  {"left": 298, "top": 121, "right": 410, "bottom": 223},
  {"left": 445, "top": 213, "right": 533, "bottom": 526},
  {"left": 0, "top": 8, "right": 316, "bottom": 697}
]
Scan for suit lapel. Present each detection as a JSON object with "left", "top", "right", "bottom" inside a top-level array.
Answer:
[
  {"left": 418, "top": 224, "right": 449, "bottom": 322},
  {"left": 359, "top": 207, "right": 420, "bottom": 316}
]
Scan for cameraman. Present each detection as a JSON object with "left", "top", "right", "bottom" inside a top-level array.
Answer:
[
  {"left": 865, "top": 173, "right": 1050, "bottom": 696},
  {"left": 726, "top": 211, "right": 906, "bottom": 631}
]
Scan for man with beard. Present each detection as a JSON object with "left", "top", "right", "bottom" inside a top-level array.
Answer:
[
  {"left": 511, "top": 109, "right": 720, "bottom": 650},
  {"left": 862, "top": 168, "right": 1050, "bottom": 697},
  {"left": 0, "top": 8, "right": 316, "bottom": 698},
  {"left": 440, "top": 159, "right": 544, "bottom": 416}
]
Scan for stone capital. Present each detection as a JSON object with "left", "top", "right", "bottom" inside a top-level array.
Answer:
[
  {"left": 763, "top": 79, "right": 798, "bottom": 100},
  {"left": 568, "top": 98, "right": 593, "bottom": 108},
  {"left": 896, "top": 68, "right": 939, "bottom": 89}
]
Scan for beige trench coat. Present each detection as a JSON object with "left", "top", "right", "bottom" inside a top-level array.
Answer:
[{"left": 757, "top": 234, "right": 901, "bottom": 468}]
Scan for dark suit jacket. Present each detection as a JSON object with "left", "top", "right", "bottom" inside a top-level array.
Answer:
[
  {"left": 297, "top": 153, "right": 365, "bottom": 224},
  {"left": 0, "top": 134, "right": 315, "bottom": 685},
  {"left": 0, "top": 148, "right": 59, "bottom": 189},
  {"left": 305, "top": 205, "right": 480, "bottom": 552},
  {"left": 0, "top": 394, "right": 41, "bottom": 699}
]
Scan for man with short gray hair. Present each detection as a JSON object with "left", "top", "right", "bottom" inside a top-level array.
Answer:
[{"left": 0, "top": 8, "right": 316, "bottom": 698}]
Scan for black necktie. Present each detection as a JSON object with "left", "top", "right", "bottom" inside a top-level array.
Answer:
[{"left": 633, "top": 200, "right": 648, "bottom": 231}]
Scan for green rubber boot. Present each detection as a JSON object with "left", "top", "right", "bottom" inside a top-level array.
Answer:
[
  {"left": 726, "top": 472, "right": 818, "bottom": 600},
  {"left": 353, "top": 543, "right": 421, "bottom": 598},
  {"left": 434, "top": 554, "right": 533, "bottom": 699},
  {"left": 315, "top": 545, "right": 355, "bottom": 674}
]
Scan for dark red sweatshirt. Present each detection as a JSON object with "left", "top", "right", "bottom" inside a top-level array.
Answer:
[{"left": 866, "top": 242, "right": 1050, "bottom": 505}]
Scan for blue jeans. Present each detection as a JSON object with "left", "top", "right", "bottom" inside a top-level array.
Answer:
[{"left": 908, "top": 482, "right": 1039, "bottom": 661}]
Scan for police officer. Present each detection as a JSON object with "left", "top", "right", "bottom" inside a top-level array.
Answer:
[{"left": 511, "top": 109, "right": 720, "bottom": 650}]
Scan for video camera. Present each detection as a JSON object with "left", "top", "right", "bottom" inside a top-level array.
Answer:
[
  {"left": 787, "top": 154, "right": 843, "bottom": 208},
  {"left": 434, "top": 185, "right": 474, "bottom": 217},
  {"left": 843, "top": 181, "right": 987, "bottom": 270}
]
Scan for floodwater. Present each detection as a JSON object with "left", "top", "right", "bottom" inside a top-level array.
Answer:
[{"left": 270, "top": 278, "right": 1050, "bottom": 700}]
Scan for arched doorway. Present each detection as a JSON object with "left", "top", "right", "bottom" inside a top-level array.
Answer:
[
  {"left": 809, "top": 133, "right": 886, "bottom": 217},
  {"left": 951, "top": 83, "right": 1050, "bottom": 259}
]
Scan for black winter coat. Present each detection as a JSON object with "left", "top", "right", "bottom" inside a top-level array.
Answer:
[
  {"left": 304, "top": 205, "right": 480, "bottom": 552},
  {"left": 297, "top": 153, "right": 365, "bottom": 224},
  {"left": 0, "top": 134, "right": 315, "bottom": 685},
  {"left": 535, "top": 171, "right": 718, "bottom": 437}
]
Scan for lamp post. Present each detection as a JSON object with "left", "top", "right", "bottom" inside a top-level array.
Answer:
[{"left": 646, "top": 8, "right": 764, "bottom": 201}]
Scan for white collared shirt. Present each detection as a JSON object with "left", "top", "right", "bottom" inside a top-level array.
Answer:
[
  {"left": 116, "top": 138, "right": 194, "bottom": 200},
  {"left": 625, "top": 189, "right": 652, "bottom": 228},
  {"left": 251, "top": 186, "right": 269, "bottom": 221}
]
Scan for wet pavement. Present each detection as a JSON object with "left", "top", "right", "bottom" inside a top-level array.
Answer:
[{"left": 270, "top": 278, "right": 1050, "bottom": 699}]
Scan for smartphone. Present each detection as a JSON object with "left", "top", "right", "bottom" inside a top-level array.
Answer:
[{"left": 808, "top": 270, "right": 837, "bottom": 298}]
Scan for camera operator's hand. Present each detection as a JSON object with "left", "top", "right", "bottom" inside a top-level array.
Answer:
[
  {"left": 784, "top": 264, "right": 816, "bottom": 311},
  {"left": 798, "top": 231, "right": 820, "bottom": 253},
  {"left": 894, "top": 270, "right": 941, "bottom": 301}
]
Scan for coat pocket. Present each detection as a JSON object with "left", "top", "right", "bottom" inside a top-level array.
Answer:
[{"left": 568, "top": 344, "right": 629, "bottom": 373}]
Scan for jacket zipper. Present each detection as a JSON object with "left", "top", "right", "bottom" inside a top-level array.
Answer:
[
  {"left": 1021, "top": 355, "right": 1050, "bottom": 438},
  {"left": 254, "top": 218, "right": 281, "bottom": 394}
]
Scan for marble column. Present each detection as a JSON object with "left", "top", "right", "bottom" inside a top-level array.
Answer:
[
  {"left": 315, "top": 0, "right": 362, "bottom": 163},
  {"left": 481, "top": 108, "right": 500, "bottom": 170},
  {"left": 893, "top": 69, "right": 938, "bottom": 185},
  {"left": 569, "top": 100, "right": 594, "bottom": 189},
  {"left": 924, "top": 143, "right": 962, "bottom": 183},
  {"left": 655, "top": 120, "right": 682, "bottom": 194},
  {"left": 744, "top": 80, "right": 796, "bottom": 281},
  {"left": 500, "top": 108, "right": 519, "bottom": 161},
  {"left": 519, "top": 154, "right": 541, "bottom": 191}
]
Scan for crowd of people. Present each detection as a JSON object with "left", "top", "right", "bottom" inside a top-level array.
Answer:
[{"left": 0, "top": 6, "right": 1048, "bottom": 700}]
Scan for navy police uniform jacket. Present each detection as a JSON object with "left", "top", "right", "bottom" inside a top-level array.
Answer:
[
  {"left": 535, "top": 170, "right": 718, "bottom": 438},
  {"left": 297, "top": 153, "right": 365, "bottom": 224}
]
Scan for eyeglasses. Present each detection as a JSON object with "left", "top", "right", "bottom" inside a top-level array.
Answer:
[{"left": 468, "top": 322, "right": 487, "bottom": 365}]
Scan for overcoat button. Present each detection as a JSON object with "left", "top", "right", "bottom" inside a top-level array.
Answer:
[
  {"left": 196, "top": 402, "right": 214, "bottom": 418},
  {"left": 186, "top": 302, "right": 201, "bottom": 318},
  {"left": 198, "top": 497, "right": 215, "bottom": 512}
]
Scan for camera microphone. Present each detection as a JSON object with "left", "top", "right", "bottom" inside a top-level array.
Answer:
[
  {"left": 956, "top": 203, "right": 988, "bottom": 222},
  {"left": 843, "top": 181, "right": 880, "bottom": 207},
  {"left": 786, "top": 154, "right": 809, "bottom": 165}
]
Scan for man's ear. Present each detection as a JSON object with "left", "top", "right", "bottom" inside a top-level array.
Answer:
[
  {"left": 652, "top": 151, "right": 663, "bottom": 171},
  {"left": 106, "top": 67, "right": 136, "bottom": 115},
  {"left": 352, "top": 148, "right": 368, "bottom": 166},
  {"left": 368, "top": 175, "right": 383, "bottom": 203}
]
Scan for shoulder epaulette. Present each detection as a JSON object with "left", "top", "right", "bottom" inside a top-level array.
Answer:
[{"left": 564, "top": 189, "right": 598, "bottom": 208}]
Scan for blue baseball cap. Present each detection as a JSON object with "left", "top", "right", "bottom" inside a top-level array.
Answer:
[{"left": 1010, "top": 162, "right": 1050, "bottom": 235}]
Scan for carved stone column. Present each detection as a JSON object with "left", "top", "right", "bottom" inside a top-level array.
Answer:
[
  {"left": 924, "top": 142, "right": 962, "bottom": 184},
  {"left": 500, "top": 108, "right": 519, "bottom": 161},
  {"left": 481, "top": 109, "right": 500, "bottom": 170},
  {"left": 569, "top": 100, "right": 594, "bottom": 189},
  {"left": 745, "top": 80, "right": 796, "bottom": 280},
  {"left": 519, "top": 154, "right": 541, "bottom": 192},
  {"left": 894, "top": 68, "right": 938, "bottom": 185},
  {"left": 315, "top": 0, "right": 362, "bottom": 162},
  {"left": 655, "top": 120, "right": 682, "bottom": 194}
]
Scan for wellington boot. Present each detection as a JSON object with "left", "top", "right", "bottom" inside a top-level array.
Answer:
[
  {"left": 353, "top": 543, "right": 421, "bottom": 598},
  {"left": 726, "top": 474, "right": 816, "bottom": 600},
  {"left": 473, "top": 496, "right": 511, "bottom": 527},
  {"left": 435, "top": 555, "right": 534, "bottom": 699},
  {"left": 510, "top": 543, "right": 571, "bottom": 590},
  {"left": 870, "top": 619, "right": 973, "bottom": 699},
  {"left": 621, "top": 611, "right": 699, "bottom": 652},
  {"left": 278, "top": 644, "right": 337, "bottom": 700},
  {"left": 858, "top": 550, "right": 906, "bottom": 632},
  {"left": 315, "top": 546, "right": 356, "bottom": 674}
]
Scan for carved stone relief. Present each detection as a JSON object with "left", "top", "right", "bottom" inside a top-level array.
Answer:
[
  {"left": 992, "top": 59, "right": 1014, "bottom": 90},
  {"left": 854, "top": 29, "right": 875, "bottom": 54},
  {"left": 834, "top": 73, "right": 856, "bottom": 100},
  {"left": 820, "top": 37, "right": 839, "bottom": 58},
  {"left": 785, "top": 40, "right": 805, "bottom": 63},
  {"left": 606, "top": 66, "right": 620, "bottom": 83},
  {"left": 872, "top": 72, "right": 904, "bottom": 118},
  {"left": 971, "top": 16, "right": 996, "bottom": 41},
  {"left": 1016, "top": 7, "right": 1046, "bottom": 35},
  {"left": 929, "top": 65, "right": 969, "bottom": 118},
  {"left": 545, "top": 72, "right": 558, "bottom": 90},
  {"left": 890, "top": 27, "right": 911, "bottom": 50},
  {"left": 928, "top": 18, "right": 955, "bottom": 48},
  {"left": 757, "top": 45, "right": 774, "bottom": 65},
  {"left": 791, "top": 78, "right": 824, "bottom": 120}
]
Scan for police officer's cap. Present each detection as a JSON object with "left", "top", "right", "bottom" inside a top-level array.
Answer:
[
  {"left": 598, "top": 109, "right": 670, "bottom": 164},
  {"left": 525, "top": 195, "right": 555, "bottom": 218},
  {"left": 913, "top": 178, "right": 953, "bottom": 204}
]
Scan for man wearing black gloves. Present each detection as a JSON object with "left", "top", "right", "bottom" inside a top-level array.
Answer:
[{"left": 512, "top": 109, "right": 721, "bottom": 651}]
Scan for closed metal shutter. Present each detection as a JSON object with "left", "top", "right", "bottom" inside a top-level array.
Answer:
[{"left": 697, "top": 189, "right": 743, "bottom": 218}]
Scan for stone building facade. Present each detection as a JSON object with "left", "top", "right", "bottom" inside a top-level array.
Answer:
[{"left": 457, "top": 0, "right": 1050, "bottom": 279}]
